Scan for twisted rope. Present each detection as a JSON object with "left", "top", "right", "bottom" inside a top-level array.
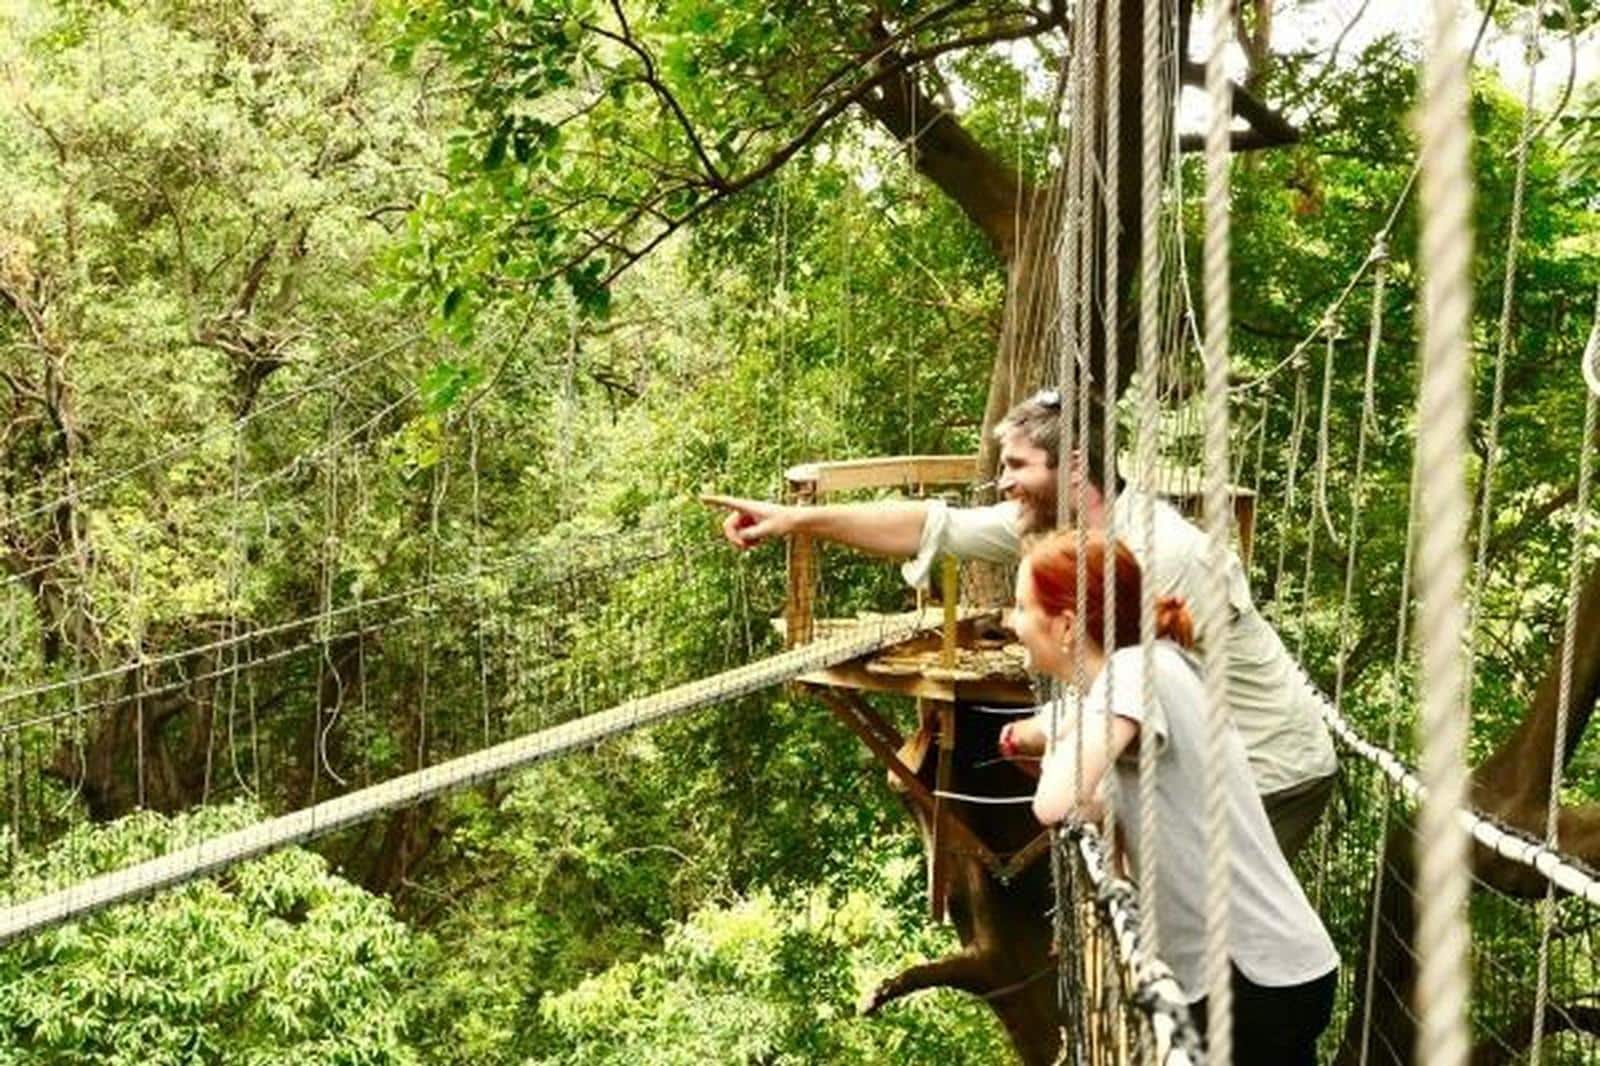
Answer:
[
  {"left": 1101, "top": 0, "right": 1124, "bottom": 867},
  {"left": 1136, "top": 0, "right": 1169, "bottom": 957},
  {"left": 0, "top": 611, "right": 938, "bottom": 946},
  {"left": 1465, "top": 6, "right": 1543, "bottom": 717},
  {"left": 1073, "top": 824, "right": 1204, "bottom": 1066},
  {"left": 1318, "top": 700, "right": 1600, "bottom": 906},
  {"left": 1333, "top": 244, "right": 1389, "bottom": 712},
  {"left": 1413, "top": 2, "right": 1478, "bottom": 1058},
  {"left": 1200, "top": 0, "right": 1235, "bottom": 1055}
]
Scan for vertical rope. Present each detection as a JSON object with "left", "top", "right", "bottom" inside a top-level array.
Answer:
[
  {"left": 226, "top": 425, "right": 253, "bottom": 797},
  {"left": 1528, "top": 290, "right": 1600, "bottom": 1064},
  {"left": 1074, "top": 0, "right": 1101, "bottom": 708},
  {"left": 1272, "top": 357, "right": 1310, "bottom": 618},
  {"left": 1334, "top": 244, "right": 1389, "bottom": 712},
  {"left": 1359, "top": 447, "right": 1422, "bottom": 1066},
  {"left": 1201, "top": 0, "right": 1234, "bottom": 1056},
  {"left": 316, "top": 396, "right": 347, "bottom": 789},
  {"left": 1135, "top": 0, "right": 1168, "bottom": 957},
  {"left": 1465, "top": 6, "right": 1542, "bottom": 710},
  {"left": 1313, "top": 320, "right": 1341, "bottom": 543},
  {"left": 131, "top": 535, "right": 146, "bottom": 811},
  {"left": 1295, "top": 329, "right": 1334, "bottom": 658},
  {"left": 1101, "top": 0, "right": 1123, "bottom": 868},
  {"left": 1055, "top": 8, "right": 1091, "bottom": 1048},
  {"left": 1413, "top": 0, "right": 1477, "bottom": 1060},
  {"left": 470, "top": 410, "right": 491, "bottom": 746}
]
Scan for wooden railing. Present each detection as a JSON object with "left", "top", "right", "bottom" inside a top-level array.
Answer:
[
  {"left": 783, "top": 455, "right": 980, "bottom": 647},
  {"left": 780, "top": 453, "right": 1257, "bottom": 645}
]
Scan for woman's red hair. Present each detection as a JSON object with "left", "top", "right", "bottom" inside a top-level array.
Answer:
[{"left": 1023, "top": 532, "right": 1194, "bottom": 650}]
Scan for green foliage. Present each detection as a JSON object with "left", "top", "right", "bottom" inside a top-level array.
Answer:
[
  {"left": 529, "top": 881, "right": 1008, "bottom": 1065},
  {"left": 0, "top": 804, "right": 433, "bottom": 1064}
]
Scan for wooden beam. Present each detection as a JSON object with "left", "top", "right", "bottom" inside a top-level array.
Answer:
[
  {"left": 797, "top": 661, "right": 1034, "bottom": 705},
  {"left": 784, "top": 480, "right": 817, "bottom": 646},
  {"left": 785, "top": 454, "right": 979, "bottom": 496},
  {"left": 805, "top": 686, "right": 1002, "bottom": 877},
  {"left": 931, "top": 701, "right": 957, "bottom": 919},
  {"left": 997, "top": 832, "right": 1051, "bottom": 883}
]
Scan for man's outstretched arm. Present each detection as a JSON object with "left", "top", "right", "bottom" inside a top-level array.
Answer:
[{"left": 700, "top": 494, "right": 931, "bottom": 558}]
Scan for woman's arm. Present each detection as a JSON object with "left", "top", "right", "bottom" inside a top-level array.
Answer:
[{"left": 1032, "top": 713, "right": 1139, "bottom": 827}]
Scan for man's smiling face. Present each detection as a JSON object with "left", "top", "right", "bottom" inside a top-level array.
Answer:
[{"left": 996, "top": 428, "right": 1059, "bottom": 535}]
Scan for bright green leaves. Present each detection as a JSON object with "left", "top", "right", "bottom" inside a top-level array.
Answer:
[
  {"left": 421, "top": 359, "right": 484, "bottom": 412},
  {"left": 0, "top": 805, "right": 433, "bottom": 1065},
  {"left": 529, "top": 886, "right": 1009, "bottom": 1064},
  {"left": 483, "top": 115, "right": 562, "bottom": 170}
]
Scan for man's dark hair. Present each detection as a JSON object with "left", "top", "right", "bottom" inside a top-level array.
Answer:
[{"left": 992, "top": 388, "right": 1124, "bottom": 491}]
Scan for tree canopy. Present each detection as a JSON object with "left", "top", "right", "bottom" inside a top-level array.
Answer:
[{"left": 0, "top": 0, "right": 1597, "bottom": 1062}]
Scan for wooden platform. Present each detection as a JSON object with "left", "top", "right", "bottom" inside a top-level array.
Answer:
[
  {"left": 780, "top": 612, "right": 1034, "bottom": 705},
  {"left": 782, "top": 612, "right": 1050, "bottom": 916}
]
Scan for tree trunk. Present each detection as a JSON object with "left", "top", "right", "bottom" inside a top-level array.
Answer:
[
  {"left": 859, "top": 703, "right": 1064, "bottom": 1063},
  {"left": 857, "top": 0, "right": 1151, "bottom": 481}
]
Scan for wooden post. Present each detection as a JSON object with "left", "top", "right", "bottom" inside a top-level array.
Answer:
[
  {"left": 1233, "top": 489, "right": 1257, "bottom": 569},
  {"left": 940, "top": 555, "right": 959, "bottom": 667},
  {"left": 784, "top": 480, "right": 816, "bottom": 647},
  {"left": 930, "top": 701, "right": 956, "bottom": 919}
]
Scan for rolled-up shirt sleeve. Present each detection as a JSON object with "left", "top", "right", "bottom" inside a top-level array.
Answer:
[{"left": 900, "top": 501, "right": 1024, "bottom": 588}]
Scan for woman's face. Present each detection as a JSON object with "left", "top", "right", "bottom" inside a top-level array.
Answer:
[{"left": 1013, "top": 559, "right": 1072, "bottom": 676}]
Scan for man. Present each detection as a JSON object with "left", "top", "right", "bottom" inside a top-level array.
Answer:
[{"left": 703, "top": 389, "right": 1339, "bottom": 859}]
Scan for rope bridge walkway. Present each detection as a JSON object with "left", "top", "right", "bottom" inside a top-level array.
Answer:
[{"left": 0, "top": 603, "right": 940, "bottom": 944}]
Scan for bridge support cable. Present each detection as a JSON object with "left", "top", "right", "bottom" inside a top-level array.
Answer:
[
  {"left": 1317, "top": 701, "right": 1600, "bottom": 907},
  {"left": 0, "top": 611, "right": 936, "bottom": 946}
]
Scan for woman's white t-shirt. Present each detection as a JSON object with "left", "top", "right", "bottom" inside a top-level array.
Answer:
[{"left": 1049, "top": 641, "right": 1339, "bottom": 1002}]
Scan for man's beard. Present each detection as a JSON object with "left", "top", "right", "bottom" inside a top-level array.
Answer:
[{"left": 1016, "top": 490, "right": 1062, "bottom": 535}]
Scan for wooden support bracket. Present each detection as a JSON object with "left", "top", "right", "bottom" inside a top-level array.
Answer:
[{"left": 805, "top": 686, "right": 1003, "bottom": 879}]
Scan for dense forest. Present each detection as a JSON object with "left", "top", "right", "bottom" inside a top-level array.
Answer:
[{"left": 0, "top": 0, "right": 1597, "bottom": 1062}]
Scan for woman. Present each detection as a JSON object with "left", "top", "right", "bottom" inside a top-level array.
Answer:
[{"left": 1001, "top": 532, "right": 1338, "bottom": 1066}]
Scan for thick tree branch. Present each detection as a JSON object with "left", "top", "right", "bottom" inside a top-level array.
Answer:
[
  {"left": 1474, "top": 560, "right": 1600, "bottom": 814},
  {"left": 1178, "top": 59, "right": 1299, "bottom": 150},
  {"left": 853, "top": 24, "right": 1041, "bottom": 261},
  {"left": 1178, "top": 127, "right": 1300, "bottom": 153}
]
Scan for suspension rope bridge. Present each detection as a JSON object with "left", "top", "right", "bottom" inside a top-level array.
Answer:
[{"left": 0, "top": 2, "right": 1597, "bottom": 1065}]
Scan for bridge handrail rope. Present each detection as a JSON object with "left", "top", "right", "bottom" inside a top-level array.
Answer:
[
  {"left": 1317, "top": 698, "right": 1600, "bottom": 907},
  {"left": 1071, "top": 823, "right": 1204, "bottom": 1066},
  {"left": 0, "top": 608, "right": 941, "bottom": 946},
  {"left": 0, "top": 521, "right": 678, "bottom": 715}
]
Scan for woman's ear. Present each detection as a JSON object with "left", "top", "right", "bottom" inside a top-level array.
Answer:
[{"left": 1049, "top": 609, "right": 1074, "bottom": 651}]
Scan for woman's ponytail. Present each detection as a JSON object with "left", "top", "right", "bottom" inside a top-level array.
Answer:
[{"left": 1154, "top": 594, "right": 1195, "bottom": 649}]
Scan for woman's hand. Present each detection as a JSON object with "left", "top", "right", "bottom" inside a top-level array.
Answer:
[{"left": 999, "top": 716, "right": 1047, "bottom": 759}]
